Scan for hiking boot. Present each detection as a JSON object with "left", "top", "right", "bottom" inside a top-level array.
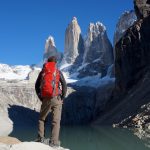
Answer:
[
  {"left": 49, "top": 144, "right": 69, "bottom": 150},
  {"left": 49, "top": 142, "right": 70, "bottom": 150},
  {"left": 49, "top": 144, "right": 65, "bottom": 150},
  {"left": 49, "top": 141, "right": 60, "bottom": 148},
  {"left": 34, "top": 137, "right": 46, "bottom": 143}
]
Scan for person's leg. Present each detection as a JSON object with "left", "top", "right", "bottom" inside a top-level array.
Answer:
[
  {"left": 38, "top": 98, "right": 51, "bottom": 138},
  {"left": 50, "top": 96, "right": 62, "bottom": 146}
]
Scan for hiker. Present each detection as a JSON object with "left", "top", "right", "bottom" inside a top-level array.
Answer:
[{"left": 35, "top": 56, "right": 67, "bottom": 147}]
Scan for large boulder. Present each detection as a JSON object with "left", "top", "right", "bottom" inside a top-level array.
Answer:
[{"left": 0, "top": 136, "right": 21, "bottom": 145}]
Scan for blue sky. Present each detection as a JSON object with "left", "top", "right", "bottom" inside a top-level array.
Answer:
[{"left": 0, "top": 0, "right": 134, "bottom": 65}]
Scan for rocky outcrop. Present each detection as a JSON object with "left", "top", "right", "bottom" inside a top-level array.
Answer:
[
  {"left": 0, "top": 81, "right": 41, "bottom": 111},
  {"left": 62, "top": 17, "right": 84, "bottom": 65},
  {"left": 114, "top": 11, "right": 137, "bottom": 46},
  {"left": 27, "top": 69, "right": 41, "bottom": 83},
  {"left": 43, "top": 36, "right": 63, "bottom": 64},
  {"left": 114, "top": 102, "right": 150, "bottom": 145},
  {"left": 0, "top": 136, "right": 21, "bottom": 145}
]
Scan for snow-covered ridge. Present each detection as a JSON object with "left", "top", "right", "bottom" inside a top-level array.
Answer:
[
  {"left": 0, "top": 63, "right": 41, "bottom": 80},
  {"left": 0, "top": 62, "right": 115, "bottom": 89}
]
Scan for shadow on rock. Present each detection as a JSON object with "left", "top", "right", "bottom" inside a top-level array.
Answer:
[
  {"left": 8, "top": 105, "right": 39, "bottom": 141},
  {"left": 62, "top": 85, "right": 96, "bottom": 125}
]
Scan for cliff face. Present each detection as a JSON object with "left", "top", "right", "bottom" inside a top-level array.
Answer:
[
  {"left": 115, "top": 7, "right": 150, "bottom": 94},
  {"left": 0, "top": 80, "right": 41, "bottom": 136},
  {"left": 114, "top": 13, "right": 150, "bottom": 145},
  {"left": 0, "top": 81, "right": 41, "bottom": 112},
  {"left": 94, "top": 0, "right": 150, "bottom": 144}
]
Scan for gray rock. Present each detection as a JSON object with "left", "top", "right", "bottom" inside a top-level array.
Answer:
[
  {"left": 0, "top": 136, "right": 21, "bottom": 145},
  {"left": 0, "top": 81, "right": 41, "bottom": 112},
  {"left": 27, "top": 69, "right": 41, "bottom": 83},
  {"left": 62, "top": 17, "right": 84, "bottom": 65},
  {"left": 114, "top": 10, "right": 137, "bottom": 47}
]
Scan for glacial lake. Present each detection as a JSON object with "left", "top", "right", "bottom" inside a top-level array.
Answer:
[{"left": 10, "top": 125, "right": 149, "bottom": 150}]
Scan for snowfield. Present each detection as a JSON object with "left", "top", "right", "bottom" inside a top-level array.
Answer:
[
  {"left": 63, "top": 64, "right": 115, "bottom": 88},
  {"left": 73, "top": 75, "right": 115, "bottom": 88}
]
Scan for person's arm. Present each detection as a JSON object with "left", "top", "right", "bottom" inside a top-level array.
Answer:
[
  {"left": 35, "top": 71, "right": 43, "bottom": 100},
  {"left": 59, "top": 71, "right": 67, "bottom": 100}
]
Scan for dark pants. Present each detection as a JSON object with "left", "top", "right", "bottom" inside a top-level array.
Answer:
[{"left": 38, "top": 96, "right": 62, "bottom": 145}]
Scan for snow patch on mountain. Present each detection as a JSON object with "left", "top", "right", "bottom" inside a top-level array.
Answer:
[
  {"left": 73, "top": 75, "right": 115, "bottom": 88},
  {"left": 72, "top": 65, "right": 115, "bottom": 88},
  {"left": 0, "top": 63, "right": 40, "bottom": 80}
]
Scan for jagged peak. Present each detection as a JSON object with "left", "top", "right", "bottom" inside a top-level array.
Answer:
[
  {"left": 88, "top": 21, "right": 106, "bottom": 36},
  {"left": 68, "top": 16, "right": 79, "bottom": 28},
  {"left": 44, "top": 35, "right": 57, "bottom": 62},
  {"left": 118, "top": 10, "right": 136, "bottom": 20},
  {"left": 96, "top": 21, "right": 106, "bottom": 30},
  {"left": 72, "top": 16, "right": 78, "bottom": 22},
  {"left": 114, "top": 10, "right": 137, "bottom": 46},
  {"left": 116, "top": 10, "right": 137, "bottom": 32},
  {"left": 66, "top": 17, "right": 81, "bottom": 33}
]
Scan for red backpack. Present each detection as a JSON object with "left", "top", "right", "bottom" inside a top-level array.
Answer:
[{"left": 40, "top": 62, "right": 61, "bottom": 98}]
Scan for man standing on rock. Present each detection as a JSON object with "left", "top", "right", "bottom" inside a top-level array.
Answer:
[{"left": 35, "top": 56, "right": 67, "bottom": 148}]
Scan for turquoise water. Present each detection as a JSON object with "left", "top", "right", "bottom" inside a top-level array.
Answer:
[{"left": 10, "top": 125, "right": 149, "bottom": 150}]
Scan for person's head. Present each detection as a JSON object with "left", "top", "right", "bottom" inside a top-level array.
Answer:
[{"left": 47, "top": 56, "right": 57, "bottom": 63}]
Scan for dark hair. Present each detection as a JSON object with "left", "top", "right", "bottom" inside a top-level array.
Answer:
[{"left": 47, "top": 56, "right": 57, "bottom": 63}]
